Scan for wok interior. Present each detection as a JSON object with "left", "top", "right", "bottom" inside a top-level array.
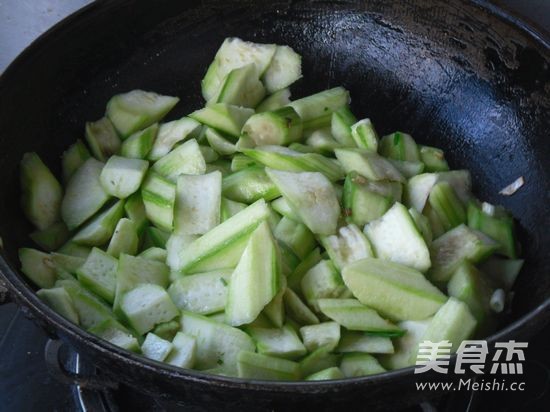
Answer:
[{"left": 0, "top": 0, "right": 548, "bottom": 337}]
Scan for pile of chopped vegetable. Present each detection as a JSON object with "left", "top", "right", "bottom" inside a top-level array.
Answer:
[{"left": 18, "top": 38, "right": 523, "bottom": 381}]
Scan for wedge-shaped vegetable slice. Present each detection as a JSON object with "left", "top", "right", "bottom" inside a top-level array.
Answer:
[
  {"left": 415, "top": 298, "right": 477, "bottom": 361},
  {"left": 428, "top": 181, "right": 466, "bottom": 230},
  {"left": 406, "top": 170, "right": 471, "bottom": 212},
  {"left": 201, "top": 37, "right": 277, "bottom": 101},
  {"left": 300, "top": 260, "right": 346, "bottom": 311},
  {"left": 256, "top": 88, "right": 291, "bottom": 113},
  {"left": 262, "top": 45, "right": 302, "bottom": 93},
  {"left": 222, "top": 166, "right": 280, "bottom": 204},
  {"left": 214, "top": 63, "right": 265, "bottom": 108},
  {"left": 180, "top": 311, "right": 255, "bottom": 373},
  {"left": 58, "top": 278, "right": 116, "bottom": 330},
  {"left": 152, "top": 139, "right": 206, "bottom": 182},
  {"left": 289, "top": 87, "right": 350, "bottom": 130},
  {"left": 241, "top": 107, "right": 303, "bottom": 146},
  {"left": 388, "top": 159, "right": 425, "bottom": 178},
  {"left": 106, "top": 218, "right": 139, "bottom": 258},
  {"left": 174, "top": 171, "right": 221, "bottom": 235},
  {"left": 246, "top": 325, "right": 306, "bottom": 360},
  {"left": 141, "top": 332, "right": 174, "bottom": 362},
  {"left": 237, "top": 351, "right": 300, "bottom": 381},
  {"left": 121, "top": 123, "right": 158, "bottom": 159},
  {"left": 300, "top": 322, "right": 340, "bottom": 352},
  {"left": 221, "top": 198, "right": 247, "bottom": 221},
  {"left": 123, "top": 192, "right": 147, "bottom": 234},
  {"left": 364, "top": 202, "right": 431, "bottom": 272},
  {"left": 306, "top": 367, "right": 344, "bottom": 381},
  {"left": 300, "top": 346, "right": 340, "bottom": 377},
  {"left": 141, "top": 171, "right": 175, "bottom": 231},
  {"left": 100, "top": 155, "right": 148, "bottom": 198},
  {"left": 448, "top": 262, "right": 494, "bottom": 334},
  {"left": 266, "top": 169, "right": 340, "bottom": 235},
  {"left": 321, "top": 224, "right": 374, "bottom": 271},
  {"left": 61, "top": 158, "right": 110, "bottom": 230},
  {"left": 120, "top": 283, "right": 179, "bottom": 335},
  {"left": 152, "top": 320, "right": 181, "bottom": 341},
  {"left": 148, "top": 117, "right": 201, "bottom": 160},
  {"left": 467, "top": 201, "right": 516, "bottom": 258},
  {"left": 428, "top": 224, "right": 498, "bottom": 282},
  {"left": 89, "top": 318, "right": 140, "bottom": 352},
  {"left": 71, "top": 200, "right": 125, "bottom": 246},
  {"left": 226, "top": 222, "right": 280, "bottom": 326},
  {"left": 205, "top": 128, "right": 237, "bottom": 156},
  {"left": 379, "top": 132, "right": 420, "bottom": 162},
  {"left": 85, "top": 117, "right": 121, "bottom": 161},
  {"left": 335, "top": 148, "right": 405, "bottom": 183},
  {"left": 336, "top": 331, "right": 394, "bottom": 354},
  {"left": 419, "top": 145, "right": 449, "bottom": 172},
  {"left": 166, "top": 332, "right": 197, "bottom": 368},
  {"left": 262, "top": 275, "right": 287, "bottom": 328},
  {"left": 76, "top": 247, "right": 118, "bottom": 303},
  {"left": 30, "top": 222, "right": 70, "bottom": 252},
  {"left": 189, "top": 103, "right": 254, "bottom": 138},
  {"left": 113, "top": 253, "right": 170, "bottom": 315},
  {"left": 342, "top": 258, "right": 447, "bottom": 321},
  {"left": 287, "top": 248, "right": 323, "bottom": 292},
  {"left": 379, "top": 319, "right": 431, "bottom": 370},
  {"left": 106, "top": 90, "right": 179, "bottom": 138},
  {"left": 304, "top": 128, "right": 341, "bottom": 153},
  {"left": 340, "top": 353, "right": 386, "bottom": 377},
  {"left": 168, "top": 270, "right": 231, "bottom": 315},
  {"left": 343, "top": 173, "right": 393, "bottom": 226},
  {"left": 318, "top": 298, "right": 403, "bottom": 336},
  {"left": 270, "top": 196, "right": 300, "bottom": 222},
  {"left": 274, "top": 216, "right": 316, "bottom": 260},
  {"left": 37, "top": 287, "right": 79, "bottom": 324},
  {"left": 242, "top": 146, "right": 344, "bottom": 182},
  {"left": 175, "top": 199, "right": 271, "bottom": 274},
  {"left": 62, "top": 139, "right": 91, "bottom": 182},
  {"left": 284, "top": 288, "right": 320, "bottom": 325},
  {"left": 331, "top": 107, "right": 357, "bottom": 146},
  {"left": 351, "top": 119, "right": 379, "bottom": 151},
  {"left": 21, "top": 152, "right": 63, "bottom": 230},
  {"left": 139, "top": 247, "right": 167, "bottom": 262}
]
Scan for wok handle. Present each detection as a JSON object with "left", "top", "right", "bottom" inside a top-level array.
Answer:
[{"left": 45, "top": 339, "right": 119, "bottom": 391}]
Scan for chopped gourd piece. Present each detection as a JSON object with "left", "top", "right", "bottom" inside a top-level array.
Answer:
[
  {"left": 174, "top": 171, "right": 221, "bottom": 235},
  {"left": 266, "top": 169, "right": 340, "bottom": 236},
  {"left": 37, "top": 287, "right": 79, "bottom": 324},
  {"left": 237, "top": 351, "right": 300, "bottom": 381},
  {"left": 351, "top": 119, "right": 379, "bottom": 151},
  {"left": 62, "top": 139, "right": 91, "bottom": 182},
  {"left": 141, "top": 332, "right": 174, "bottom": 362},
  {"left": 226, "top": 222, "right": 280, "bottom": 326},
  {"left": 168, "top": 270, "right": 231, "bottom": 315},
  {"left": 317, "top": 299, "right": 403, "bottom": 337},
  {"left": 342, "top": 258, "right": 447, "bottom": 321},
  {"left": 106, "top": 90, "right": 179, "bottom": 138},
  {"left": 100, "top": 155, "right": 148, "bottom": 198},
  {"left": 121, "top": 123, "right": 158, "bottom": 159},
  {"left": 299, "top": 322, "right": 340, "bottom": 352},
  {"left": 120, "top": 283, "right": 179, "bottom": 335},
  {"left": 364, "top": 202, "right": 431, "bottom": 272},
  {"left": 21, "top": 152, "right": 63, "bottom": 230},
  {"left": 61, "top": 158, "right": 110, "bottom": 230},
  {"left": 85, "top": 117, "right": 121, "bottom": 161}
]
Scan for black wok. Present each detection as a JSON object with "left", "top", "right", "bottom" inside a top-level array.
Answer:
[{"left": 0, "top": 0, "right": 549, "bottom": 410}]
